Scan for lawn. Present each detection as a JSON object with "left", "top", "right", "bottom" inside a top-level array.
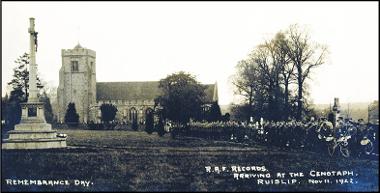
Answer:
[{"left": 1, "top": 129, "right": 378, "bottom": 192}]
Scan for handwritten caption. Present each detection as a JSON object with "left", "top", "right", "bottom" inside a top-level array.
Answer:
[{"left": 204, "top": 165, "right": 358, "bottom": 185}]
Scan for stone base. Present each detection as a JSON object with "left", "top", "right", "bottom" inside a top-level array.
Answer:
[
  {"left": 2, "top": 122, "right": 67, "bottom": 150},
  {"left": 2, "top": 138, "right": 67, "bottom": 150},
  {"left": 7, "top": 130, "right": 58, "bottom": 140},
  {"left": 15, "top": 122, "right": 51, "bottom": 130}
]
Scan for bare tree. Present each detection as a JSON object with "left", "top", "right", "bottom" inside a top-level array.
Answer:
[
  {"left": 232, "top": 25, "right": 327, "bottom": 121},
  {"left": 252, "top": 42, "right": 284, "bottom": 120},
  {"left": 231, "top": 59, "right": 259, "bottom": 121},
  {"left": 284, "top": 24, "right": 328, "bottom": 120},
  {"left": 232, "top": 40, "right": 286, "bottom": 121},
  {"left": 271, "top": 32, "right": 296, "bottom": 119}
]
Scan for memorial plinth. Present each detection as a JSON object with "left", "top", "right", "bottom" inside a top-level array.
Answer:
[
  {"left": 2, "top": 102, "right": 67, "bottom": 149},
  {"left": 2, "top": 101, "right": 67, "bottom": 149},
  {"left": 2, "top": 18, "right": 66, "bottom": 149}
]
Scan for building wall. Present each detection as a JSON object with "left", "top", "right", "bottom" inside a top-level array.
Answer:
[
  {"left": 89, "top": 99, "right": 155, "bottom": 124},
  {"left": 57, "top": 46, "right": 96, "bottom": 123}
]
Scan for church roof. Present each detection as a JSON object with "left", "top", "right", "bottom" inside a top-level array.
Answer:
[
  {"left": 96, "top": 81, "right": 217, "bottom": 102},
  {"left": 96, "top": 81, "right": 161, "bottom": 101},
  {"left": 204, "top": 83, "right": 218, "bottom": 103}
]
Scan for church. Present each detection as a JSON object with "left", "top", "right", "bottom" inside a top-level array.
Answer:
[{"left": 57, "top": 44, "right": 219, "bottom": 124}]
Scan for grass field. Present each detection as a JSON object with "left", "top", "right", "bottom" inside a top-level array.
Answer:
[{"left": 1, "top": 129, "right": 379, "bottom": 192}]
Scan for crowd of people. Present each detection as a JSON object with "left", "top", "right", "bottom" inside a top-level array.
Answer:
[
  {"left": 169, "top": 117, "right": 378, "bottom": 157},
  {"left": 50, "top": 113, "right": 377, "bottom": 158}
]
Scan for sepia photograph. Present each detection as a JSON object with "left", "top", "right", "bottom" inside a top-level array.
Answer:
[{"left": 1, "top": 1, "right": 379, "bottom": 192}]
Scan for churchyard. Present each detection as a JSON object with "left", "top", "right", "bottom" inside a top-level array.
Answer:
[{"left": 2, "top": 129, "right": 378, "bottom": 192}]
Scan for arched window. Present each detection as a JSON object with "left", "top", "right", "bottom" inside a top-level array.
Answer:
[
  {"left": 129, "top": 107, "right": 138, "bottom": 123},
  {"left": 71, "top": 61, "right": 79, "bottom": 72}
]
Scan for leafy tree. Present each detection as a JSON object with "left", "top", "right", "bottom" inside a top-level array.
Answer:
[
  {"left": 5, "top": 90, "right": 24, "bottom": 129},
  {"left": 156, "top": 71, "right": 206, "bottom": 124},
  {"left": 156, "top": 117, "right": 165, "bottom": 137},
  {"left": 207, "top": 102, "right": 222, "bottom": 122},
  {"left": 5, "top": 53, "right": 44, "bottom": 129},
  {"left": 100, "top": 103, "right": 118, "bottom": 124},
  {"left": 39, "top": 91, "right": 54, "bottom": 124},
  {"left": 132, "top": 118, "right": 138, "bottom": 131},
  {"left": 230, "top": 103, "right": 251, "bottom": 122},
  {"left": 1, "top": 95, "right": 8, "bottom": 121},
  {"left": 64, "top": 103, "right": 79, "bottom": 127},
  {"left": 1, "top": 94, "right": 10, "bottom": 130},
  {"left": 145, "top": 109, "right": 154, "bottom": 134},
  {"left": 7, "top": 53, "right": 43, "bottom": 100},
  {"left": 222, "top": 113, "right": 231, "bottom": 122}
]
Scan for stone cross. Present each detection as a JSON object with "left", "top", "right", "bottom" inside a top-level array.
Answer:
[
  {"left": 28, "top": 17, "right": 38, "bottom": 103},
  {"left": 2, "top": 17, "right": 67, "bottom": 149}
]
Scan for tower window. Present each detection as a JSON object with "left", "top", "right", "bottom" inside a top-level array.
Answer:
[{"left": 71, "top": 61, "right": 79, "bottom": 72}]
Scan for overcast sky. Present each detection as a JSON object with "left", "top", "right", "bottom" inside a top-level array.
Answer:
[{"left": 2, "top": 2, "right": 379, "bottom": 105}]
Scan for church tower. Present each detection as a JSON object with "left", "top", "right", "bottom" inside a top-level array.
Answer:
[{"left": 57, "top": 44, "right": 96, "bottom": 123}]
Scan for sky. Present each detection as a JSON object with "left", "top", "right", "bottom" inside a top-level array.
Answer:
[{"left": 2, "top": 1, "right": 379, "bottom": 105}]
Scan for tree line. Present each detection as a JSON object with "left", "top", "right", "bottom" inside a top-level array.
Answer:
[{"left": 231, "top": 24, "right": 328, "bottom": 122}]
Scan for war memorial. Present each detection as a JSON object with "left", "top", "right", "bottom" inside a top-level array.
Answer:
[{"left": 2, "top": 18, "right": 66, "bottom": 149}]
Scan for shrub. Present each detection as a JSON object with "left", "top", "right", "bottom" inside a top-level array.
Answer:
[
  {"left": 157, "top": 118, "right": 165, "bottom": 137},
  {"left": 64, "top": 103, "right": 79, "bottom": 127},
  {"left": 132, "top": 119, "right": 138, "bottom": 131},
  {"left": 100, "top": 104, "right": 118, "bottom": 124},
  {"left": 145, "top": 115, "right": 154, "bottom": 134}
]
